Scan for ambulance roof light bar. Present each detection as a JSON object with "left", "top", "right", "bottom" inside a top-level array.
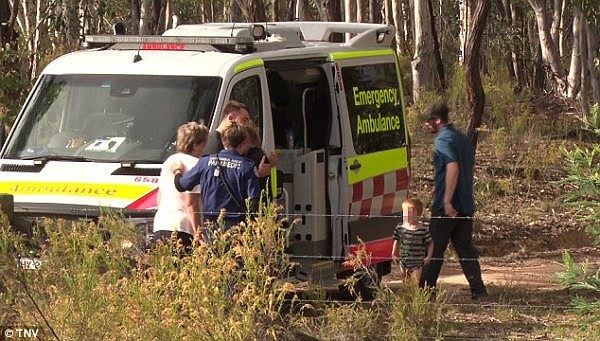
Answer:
[{"left": 84, "top": 32, "right": 256, "bottom": 53}]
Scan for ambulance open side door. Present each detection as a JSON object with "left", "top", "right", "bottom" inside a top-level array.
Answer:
[
  {"left": 330, "top": 50, "right": 409, "bottom": 272},
  {"left": 222, "top": 58, "right": 275, "bottom": 171}
]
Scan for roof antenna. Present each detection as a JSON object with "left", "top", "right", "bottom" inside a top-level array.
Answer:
[{"left": 133, "top": 44, "right": 142, "bottom": 63}]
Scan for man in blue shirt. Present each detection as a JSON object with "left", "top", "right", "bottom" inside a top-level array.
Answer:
[
  {"left": 174, "top": 122, "right": 261, "bottom": 235},
  {"left": 419, "top": 101, "right": 487, "bottom": 300}
]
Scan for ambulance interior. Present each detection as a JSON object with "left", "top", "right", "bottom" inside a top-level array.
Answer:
[{"left": 266, "top": 66, "right": 336, "bottom": 281}]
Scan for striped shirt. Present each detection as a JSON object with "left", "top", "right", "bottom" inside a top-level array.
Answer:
[{"left": 393, "top": 223, "right": 432, "bottom": 269}]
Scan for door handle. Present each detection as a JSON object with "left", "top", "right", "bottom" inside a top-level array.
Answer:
[{"left": 349, "top": 159, "right": 362, "bottom": 173}]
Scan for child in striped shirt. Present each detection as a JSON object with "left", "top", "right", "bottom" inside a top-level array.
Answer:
[{"left": 391, "top": 198, "right": 433, "bottom": 284}]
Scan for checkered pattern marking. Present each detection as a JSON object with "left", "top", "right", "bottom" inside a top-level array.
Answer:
[{"left": 350, "top": 168, "right": 409, "bottom": 218}]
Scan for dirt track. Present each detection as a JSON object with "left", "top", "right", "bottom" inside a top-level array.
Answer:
[{"left": 384, "top": 247, "right": 600, "bottom": 299}]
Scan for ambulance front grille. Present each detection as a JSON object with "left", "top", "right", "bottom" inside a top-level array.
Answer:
[{"left": 1, "top": 164, "right": 44, "bottom": 173}]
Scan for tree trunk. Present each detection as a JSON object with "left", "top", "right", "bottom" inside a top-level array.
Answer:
[
  {"left": 530, "top": 17, "right": 545, "bottom": 91},
  {"left": 356, "top": 0, "right": 363, "bottom": 22},
  {"left": 297, "top": 0, "right": 312, "bottom": 21},
  {"left": 527, "top": 0, "right": 566, "bottom": 94},
  {"left": 558, "top": 0, "right": 568, "bottom": 58},
  {"left": 271, "top": 0, "right": 288, "bottom": 21},
  {"left": 131, "top": 0, "right": 140, "bottom": 34},
  {"left": 509, "top": 2, "right": 526, "bottom": 92},
  {"left": 586, "top": 22, "right": 600, "bottom": 104},
  {"left": 317, "top": 0, "right": 342, "bottom": 22},
  {"left": 502, "top": 0, "right": 526, "bottom": 92},
  {"left": 63, "top": 0, "right": 79, "bottom": 49},
  {"left": 164, "top": 0, "right": 172, "bottom": 28},
  {"left": 550, "top": 0, "right": 562, "bottom": 53},
  {"left": 402, "top": 0, "right": 410, "bottom": 49},
  {"left": 382, "top": 0, "right": 390, "bottom": 25},
  {"left": 465, "top": 0, "right": 490, "bottom": 152},
  {"left": 391, "top": 0, "right": 408, "bottom": 54},
  {"left": 427, "top": 0, "right": 445, "bottom": 89},
  {"left": 251, "top": 0, "right": 268, "bottom": 21},
  {"left": 0, "top": 0, "right": 18, "bottom": 48},
  {"left": 578, "top": 16, "right": 589, "bottom": 117},
  {"left": 231, "top": 0, "right": 243, "bottom": 22},
  {"left": 286, "top": 0, "right": 296, "bottom": 21},
  {"left": 458, "top": 0, "right": 468, "bottom": 64},
  {"left": 153, "top": 0, "right": 166, "bottom": 34},
  {"left": 411, "top": 0, "right": 440, "bottom": 102},
  {"left": 368, "top": 0, "right": 382, "bottom": 23},
  {"left": 138, "top": 0, "right": 152, "bottom": 34},
  {"left": 567, "top": 5, "right": 581, "bottom": 99}
]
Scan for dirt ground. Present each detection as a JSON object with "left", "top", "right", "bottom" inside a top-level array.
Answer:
[{"left": 384, "top": 247, "right": 600, "bottom": 298}]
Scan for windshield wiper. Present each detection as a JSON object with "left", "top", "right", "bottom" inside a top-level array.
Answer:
[{"left": 20, "top": 155, "right": 93, "bottom": 162}]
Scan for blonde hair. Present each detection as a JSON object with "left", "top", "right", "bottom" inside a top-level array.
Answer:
[
  {"left": 221, "top": 122, "right": 247, "bottom": 149},
  {"left": 402, "top": 198, "right": 424, "bottom": 217},
  {"left": 176, "top": 122, "right": 208, "bottom": 154}
]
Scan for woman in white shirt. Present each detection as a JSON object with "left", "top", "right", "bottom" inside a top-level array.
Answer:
[{"left": 153, "top": 122, "right": 208, "bottom": 252}]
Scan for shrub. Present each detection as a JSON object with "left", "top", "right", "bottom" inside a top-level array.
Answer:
[
  {"left": 0, "top": 203, "right": 296, "bottom": 340},
  {"left": 553, "top": 103, "right": 600, "bottom": 338}
]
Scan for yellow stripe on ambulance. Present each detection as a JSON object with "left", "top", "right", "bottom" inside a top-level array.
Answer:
[{"left": 0, "top": 181, "right": 153, "bottom": 200}]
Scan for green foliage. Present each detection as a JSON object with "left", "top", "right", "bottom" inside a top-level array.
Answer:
[
  {"left": 560, "top": 104, "right": 600, "bottom": 243},
  {"left": 387, "top": 284, "right": 441, "bottom": 340},
  {"left": 483, "top": 62, "right": 532, "bottom": 134},
  {"left": 446, "top": 65, "right": 468, "bottom": 127},
  {"left": 551, "top": 251, "right": 600, "bottom": 337},
  {"left": 288, "top": 284, "right": 442, "bottom": 340},
  {"left": 0, "top": 204, "right": 294, "bottom": 339},
  {"left": 0, "top": 46, "right": 29, "bottom": 125},
  {"left": 553, "top": 104, "right": 600, "bottom": 336},
  {"left": 0, "top": 201, "right": 449, "bottom": 339}
]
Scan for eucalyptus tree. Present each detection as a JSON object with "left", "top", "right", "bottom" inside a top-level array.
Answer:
[
  {"left": 464, "top": 0, "right": 490, "bottom": 151},
  {"left": 411, "top": 0, "right": 443, "bottom": 102},
  {"left": 527, "top": 0, "right": 567, "bottom": 94},
  {"left": 0, "top": 0, "right": 18, "bottom": 48}
]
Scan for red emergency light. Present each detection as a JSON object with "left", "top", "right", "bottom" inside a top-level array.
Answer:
[{"left": 141, "top": 43, "right": 185, "bottom": 51}]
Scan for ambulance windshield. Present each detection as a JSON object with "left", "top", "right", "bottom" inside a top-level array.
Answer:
[{"left": 4, "top": 74, "right": 220, "bottom": 163}]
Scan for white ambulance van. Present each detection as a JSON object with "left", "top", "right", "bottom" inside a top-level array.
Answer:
[{"left": 0, "top": 22, "right": 409, "bottom": 286}]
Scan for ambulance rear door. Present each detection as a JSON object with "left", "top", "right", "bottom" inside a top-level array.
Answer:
[{"left": 330, "top": 49, "right": 409, "bottom": 271}]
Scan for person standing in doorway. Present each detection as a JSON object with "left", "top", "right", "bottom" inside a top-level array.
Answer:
[
  {"left": 204, "top": 99, "right": 277, "bottom": 178},
  {"left": 419, "top": 101, "right": 488, "bottom": 300}
]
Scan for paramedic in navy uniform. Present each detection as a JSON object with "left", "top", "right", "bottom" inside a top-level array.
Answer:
[
  {"left": 173, "top": 122, "right": 261, "bottom": 235},
  {"left": 204, "top": 99, "right": 277, "bottom": 178}
]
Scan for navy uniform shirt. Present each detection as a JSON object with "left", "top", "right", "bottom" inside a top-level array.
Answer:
[
  {"left": 179, "top": 149, "right": 261, "bottom": 223},
  {"left": 432, "top": 124, "right": 475, "bottom": 216}
]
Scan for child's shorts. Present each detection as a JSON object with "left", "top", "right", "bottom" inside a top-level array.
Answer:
[{"left": 400, "top": 261, "right": 423, "bottom": 272}]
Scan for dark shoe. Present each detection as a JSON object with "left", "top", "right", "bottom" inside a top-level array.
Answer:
[{"left": 471, "top": 289, "right": 488, "bottom": 301}]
